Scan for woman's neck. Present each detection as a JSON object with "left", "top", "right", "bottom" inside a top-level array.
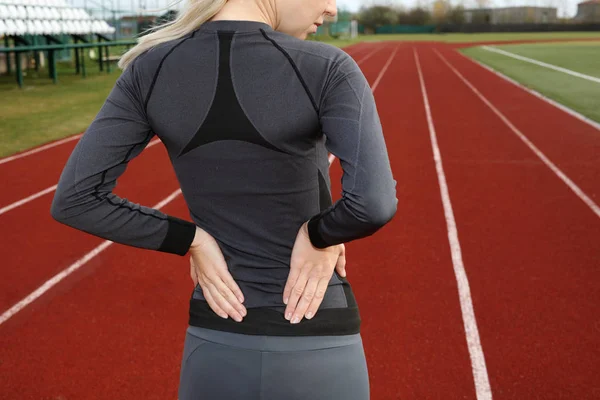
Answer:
[{"left": 209, "top": 0, "right": 277, "bottom": 30}]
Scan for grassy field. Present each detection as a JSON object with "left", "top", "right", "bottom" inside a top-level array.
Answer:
[
  {"left": 314, "top": 31, "right": 600, "bottom": 48},
  {"left": 473, "top": 41, "right": 600, "bottom": 77},
  {"left": 462, "top": 40, "right": 600, "bottom": 123},
  {"left": 0, "top": 59, "right": 120, "bottom": 157},
  {"left": 1, "top": 31, "right": 599, "bottom": 157}
]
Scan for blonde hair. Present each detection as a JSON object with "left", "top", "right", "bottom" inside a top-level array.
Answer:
[{"left": 118, "top": 0, "right": 227, "bottom": 70}]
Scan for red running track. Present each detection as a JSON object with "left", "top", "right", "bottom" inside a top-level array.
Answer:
[
  {"left": 1, "top": 41, "right": 599, "bottom": 399},
  {"left": 416, "top": 43, "right": 600, "bottom": 399}
]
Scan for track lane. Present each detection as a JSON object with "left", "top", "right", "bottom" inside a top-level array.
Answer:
[
  {"left": 0, "top": 143, "right": 180, "bottom": 311},
  {"left": 329, "top": 43, "right": 478, "bottom": 399},
  {"left": 419, "top": 42, "right": 600, "bottom": 399},
  {"left": 442, "top": 45, "right": 600, "bottom": 202}
]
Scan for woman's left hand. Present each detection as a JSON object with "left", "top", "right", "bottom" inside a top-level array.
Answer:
[{"left": 188, "top": 227, "right": 247, "bottom": 322}]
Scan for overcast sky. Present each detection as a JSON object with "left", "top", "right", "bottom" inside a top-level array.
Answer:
[{"left": 75, "top": 0, "right": 581, "bottom": 21}]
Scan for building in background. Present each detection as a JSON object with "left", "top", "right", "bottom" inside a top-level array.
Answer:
[
  {"left": 116, "top": 14, "right": 156, "bottom": 38},
  {"left": 464, "top": 6, "right": 558, "bottom": 24},
  {"left": 574, "top": 0, "right": 600, "bottom": 22},
  {"left": 114, "top": 10, "right": 176, "bottom": 39}
]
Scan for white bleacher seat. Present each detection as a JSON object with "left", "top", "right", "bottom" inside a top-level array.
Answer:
[
  {"left": 17, "top": 5, "right": 26, "bottom": 18},
  {"left": 51, "top": 19, "right": 60, "bottom": 34},
  {"left": 15, "top": 19, "right": 27, "bottom": 35},
  {"left": 5, "top": 19, "right": 17, "bottom": 35},
  {"left": 7, "top": 5, "right": 18, "bottom": 19},
  {"left": 1, "top": 0, "right": 116, "bottom": 36},
  {"left": 41, "top": 19, "right": 51, "bottom": 34},
  {"left": 34, "top": 19, "right": 44, "bottom": 34}
]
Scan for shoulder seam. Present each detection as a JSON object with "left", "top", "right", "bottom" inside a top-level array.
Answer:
[
  {"left": 259, "top": 29, "right": 319, "bottom": 116},
  {"left": 273, "top": 43, "right": 337, "bottom": 62},
  {"left": 143, "top": 30, "right": 198, "bottom": 114},
  {"left": 349, "top": 83, "right": 369, "bottom": 193}
]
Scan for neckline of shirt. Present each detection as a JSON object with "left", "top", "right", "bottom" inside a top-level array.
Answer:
[{"left": 197, "top": 19, "right": 274, "bottom": 33}]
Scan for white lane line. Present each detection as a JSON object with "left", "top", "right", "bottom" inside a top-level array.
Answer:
[
  {"left": 0, "top": 133, "right": 83, "bottom": 165},
  {"left": 457, "top": 51, "right": 600, "bottom": 132},
  {"left": 0, "top": 138, "right": 162, "bottom": 215},
  {"left": 414, "top": 48, "right": 493, "bottom": 400},
  {"left": 435, "top": 49, "right": 600, "bottom": 219},
  {"left": 372, "top": 46, "right": 399, "bottom": 92},
  {"left": 0, "top": 184, "right": 57, "bottom": 215},
  {"left": 482, "top": 46, "right": 600, "bottom": 84},
  {"left": 329, "top": 45, "right": 399, "bottom": 166},
  {"left": 0, "top": 188, "right": 183, "bottom": 326},
  {"left": 356, "top": 45, "right": 384, "bottom": 66},
  {"left": 344, "top": 43, "right": 369, "bottom": 58}
]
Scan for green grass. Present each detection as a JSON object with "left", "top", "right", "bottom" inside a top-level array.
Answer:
[
  {"left": 484, "top": 41, "right": 600, "bottom": 78},
  {"left": 0, "top": 61, "right": 120, "bottom": 158},
  {"left": 461, "top": 41, "right": 600, "bottom": 123},
  {"left": 1, "top": 31, "right": 599, "bottom": 158},
  {"left": 314, "top": 31, "right": 600, "bottom": 47}
]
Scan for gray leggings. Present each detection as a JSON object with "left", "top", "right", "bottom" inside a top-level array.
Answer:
[{"left": 178, "top": 325, "right": 370, "bottom": 400}]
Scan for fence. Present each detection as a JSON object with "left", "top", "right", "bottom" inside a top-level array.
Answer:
[
  {"left": 375, "top": 25, "right": 437, "bottom": 34},
  {"left": 437, "top": 22, "right": 600, "bottom": 33}
]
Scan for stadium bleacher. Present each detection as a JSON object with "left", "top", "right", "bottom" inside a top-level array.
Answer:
[{"left": 0, "top": 0, "right": 115, "bottom": 36}]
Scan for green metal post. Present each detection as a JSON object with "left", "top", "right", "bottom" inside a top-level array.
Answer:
[
  {"left": 33, "top": 36, "right": 40, "bottom": 72},
  {"left": 105, "top": 45, "right": 111, "bottom": 73},
  {"left": 4, "top": 36, "right": 11, "bottom": 74},
  {"left": 80, "top": 47, "right": 86, "bottom": 78},
  {"left": 49, "top": 50, "right": 57, "bottom": 84},
  {"left": 74, "top": 38, "right": 80, "bottom": 74},
  {"left": 15, "top": 52, "right": 23, "bottom": 88},
  {"left": 98, "top": 40, "right": 104, "bottom": 72}
]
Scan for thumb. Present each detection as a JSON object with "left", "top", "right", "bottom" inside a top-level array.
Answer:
[
  {"left": 190, "top": 256, "right": 199, "bottom": 286},
  {"left": 335, "top": 245, "right": 346, "bottom": 278}
]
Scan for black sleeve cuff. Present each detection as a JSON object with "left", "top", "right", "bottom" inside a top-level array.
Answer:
[
  {"left": 307, "top": 214, "right": 330, "bottom": 249},
  {"left": 157, "top": 215, "right": 197, "bottom": 256}
]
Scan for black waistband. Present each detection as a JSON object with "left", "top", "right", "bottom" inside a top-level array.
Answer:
[{"left": 188, "top": 281, "right": 360, "bottom": 336}]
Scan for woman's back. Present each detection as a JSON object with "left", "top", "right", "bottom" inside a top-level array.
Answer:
[
  {"left": 50, "top": 19, "right": 397, "bottom": 336},
  {"left": 50, "top": 1, "right": 397, "bottom": 397}
]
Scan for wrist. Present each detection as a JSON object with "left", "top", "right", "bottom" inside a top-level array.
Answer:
[{"left": 189, "top": 227, "right": 206, "bottom": 251}]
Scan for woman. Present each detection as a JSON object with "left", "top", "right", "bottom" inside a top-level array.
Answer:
[{"left": 50, "top": 0, "right": 397, "bottom": 398}]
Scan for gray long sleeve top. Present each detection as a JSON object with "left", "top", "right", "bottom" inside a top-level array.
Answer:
[{"left": 50, "top": 20, "right": 397, "bottom": 336}]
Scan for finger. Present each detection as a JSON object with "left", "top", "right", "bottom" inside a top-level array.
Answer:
[
  {"left": 202, "top": 284, "right": 228, "bottom": 319},
  {"left": 284, "top": 265, "right": 310, "bottom": 321},
  {"left": 290, "top": 275, "right": 320, "bottom": 324},
  {"left": 283, "top": 262, "right": 302, "bottom": 305},
  {"left": 304, "top": 277, "right": 329, "bottom": 320},
  {"left": 335, "top": 250, "right": 346, "bottom": 278},
  {"left": 213, "top": 276, "right": 246, "bottom": 317},
  {"left": 207, "top": 281, "right": 244, "bottom": 322},
  {"left": 219, "top": 270, "right": 245, "bottom": 305},
  {"left": 190, "top": 260, "right": 199, "bottom": 285}
]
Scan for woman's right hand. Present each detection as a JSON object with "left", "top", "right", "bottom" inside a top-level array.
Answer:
[
  {"left": 283, "top": 222, "right": 347, "bottom": 324},
  {"left": 189, "top": 227, "right": 247, "bottom": 322}
]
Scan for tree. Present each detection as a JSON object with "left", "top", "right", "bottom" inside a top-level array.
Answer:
[
  {"left": 407, "top": 7, "right": 432, "bottom": 25},
  {"left": 448, "top": 5, "right": 466, "bottom": 24},
  {"left": 358, "top": 6, "right": 399, "bottom": 30},
  {"left": 432, "top": 0, "right": 452, "bottom": 23}
]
